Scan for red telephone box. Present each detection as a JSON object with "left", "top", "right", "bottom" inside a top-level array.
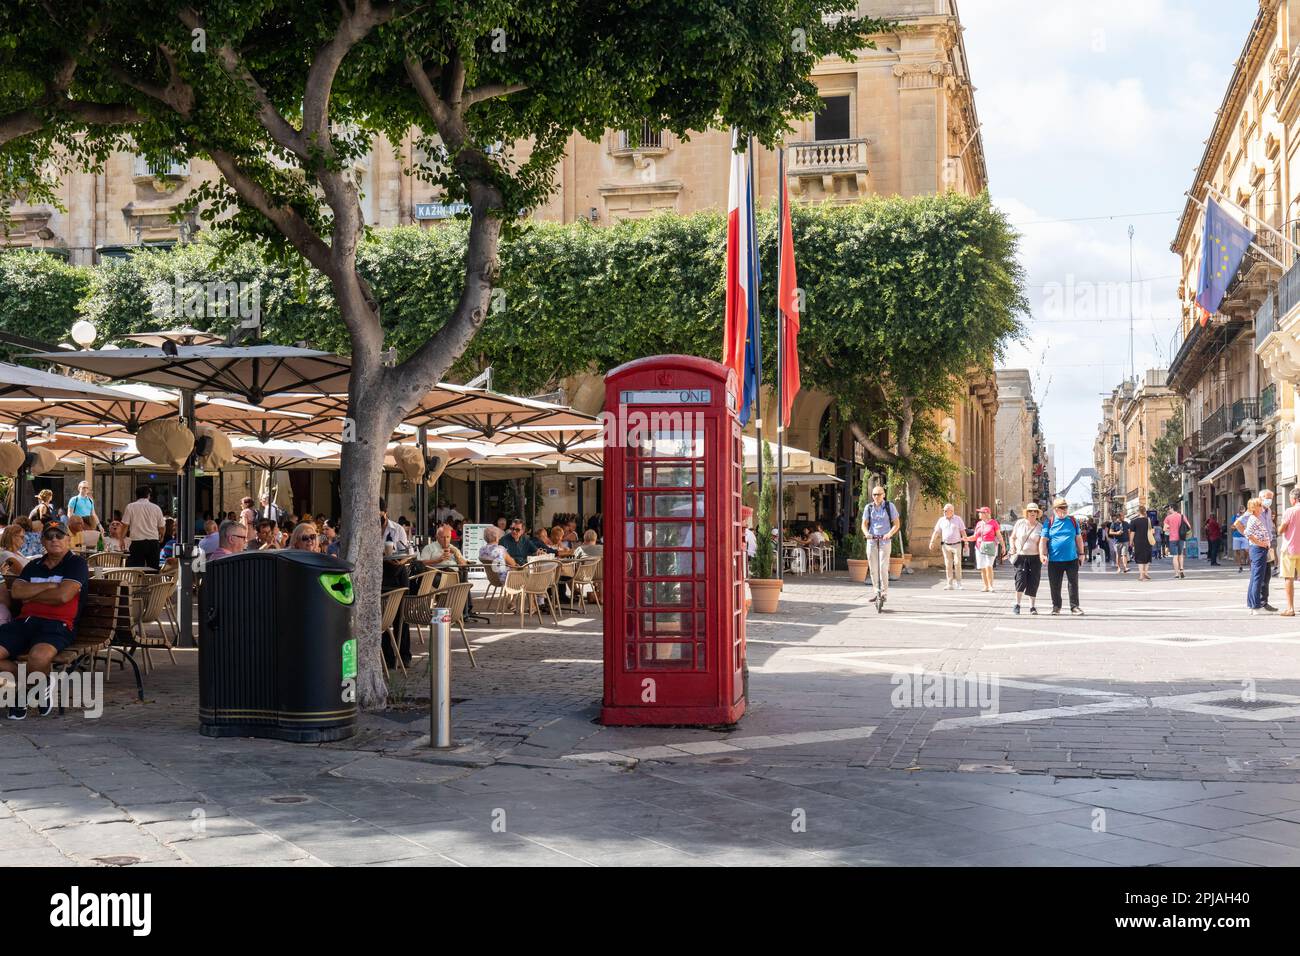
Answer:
[{"left": 601, "top": 355, "right": 747, "bottom": 726}]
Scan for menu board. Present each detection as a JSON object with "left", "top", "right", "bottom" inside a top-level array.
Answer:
[{"left": 460, "top": 523, "right": 490, "bottom": 578}]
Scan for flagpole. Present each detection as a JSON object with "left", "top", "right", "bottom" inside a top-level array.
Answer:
[
  {"left": 776, "top": 144, "right": 786, "bottom": 581},
  {"left": 748, "top": 136, "right": 764, "bottom": 526}
]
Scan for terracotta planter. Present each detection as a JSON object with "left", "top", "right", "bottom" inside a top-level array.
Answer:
[
  {"left": 846, "top": 558, "right": 869, "bottom": 582},
  {"left": 888, "top": 556, "right": 904, "bottom": 579},
  {"left": 749, "top": 577, "right": 783, "bottom": 613}
]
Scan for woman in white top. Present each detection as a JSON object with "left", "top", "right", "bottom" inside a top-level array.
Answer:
[
  {"left": 105, "top": 520, "right": 130, "bottom": 553},
  {"left": 1009, "top": 502, "right": 1044, "bottom": 615},
  {"left": 0, "top": 524, "right": 29, "bottom": 574}
]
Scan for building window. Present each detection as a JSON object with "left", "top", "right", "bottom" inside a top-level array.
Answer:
[
  {"left": 617, "top": 122, "right": 664, "bottom": 151},
  {"left": 814, "top": 94, "right": 851, "bottom": 141}
]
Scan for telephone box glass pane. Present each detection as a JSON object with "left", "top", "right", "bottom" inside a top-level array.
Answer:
[
  {"left": 645, "top": 465, "right": 692, "bottom": 487},
  {"left": 641, "top": 551, "right": 693, "bottom": 577},
  {"left": 633, "top": 432, "right": 703, "bottom": 458},
  {"left": 642, "top": 494, "right": 694, "bottom": 517},
  {"left": 639, "top": 643, "right": 694, "bottom": 667},
  {"left": 653, "top": 522, "right": 694, "bottom": 547},
  {"left": 641, "top": 581, "right": 693, "bottom": 606}
]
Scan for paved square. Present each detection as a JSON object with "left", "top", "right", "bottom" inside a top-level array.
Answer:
[{"left": 6, "top": 560, "right": 1300, "bottom": 865}]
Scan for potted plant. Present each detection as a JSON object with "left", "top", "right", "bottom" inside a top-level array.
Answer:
[
  {"left": 748, "top": 440, "right": 783, "bottom": 612},
  {"left": 844, "top": 469, "right": 870, "bottom": 582}
]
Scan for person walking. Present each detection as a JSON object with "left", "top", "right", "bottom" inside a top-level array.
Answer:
[
  {"left": 1163, "top": 504, "right": 1191, "bottom": 579},
  {"left": 1236, "top": 490, "right": 1278, "bottom": 611},
  {"left": 1275, "top": 488, "right": 1300, "bottom": 617},
  {"left": 1009, "top": 502, "right": 1044, "bottom": 615},
  {"left": 1205, "top": 514, "right": 1223, "bottom": 566},
  {"left": 121, "top": 485, "right": 165, "bottom": 569},
  {"left": 1243, "top": 497, "right": 1274, "bottom": 614},
  {"left": 1230, "top": 507, "right": 1249, "bottom": 572},
  {"left": 965, "top": 506, "right": 1004, "bottom": 593},
  {"left": 927, "top": 502, "right": 967, "bottom": 590},
  {"left": 1041, "top": 498, "right": 1084, "bottom": 615},
  {"left": 1146, "top": 505, "right": 1161, "bottom": 557},
  {"left": 1083, "top": 518, "right": 1098, "bottom": 563},
  {"left": 1128, "top": 505, "right": 1154, "bottom": 581},
  {"left": 1108, "top": 511, "right": 1130, "bottom": 573},
  {"left": 860, "top": 486, "right": 899, "bottom": 611}
]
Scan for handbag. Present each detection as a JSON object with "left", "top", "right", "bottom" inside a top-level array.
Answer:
[
  {"left": 978, "top": 540, "right": 998, "bottom": 558},
  {"left": 1147, "top": 526, "right": 1156, "bottom": 548}
]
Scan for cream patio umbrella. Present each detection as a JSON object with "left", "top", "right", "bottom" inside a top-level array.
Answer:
[{"left": 21, "top": 344, "right": 351, "bottom": 640}]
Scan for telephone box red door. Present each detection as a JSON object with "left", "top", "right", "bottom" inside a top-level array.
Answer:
[{"left": 601, "top": 355, "right": 747, "bottom": 726}]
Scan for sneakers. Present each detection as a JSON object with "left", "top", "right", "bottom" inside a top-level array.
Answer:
[
  {"left": 1071, "top": 606, "right": 1084, "bottom": 615},
  {"left": 1263, "top": 604, "right": 1279, "bottom": 613},
  {"left": 955, "top": 582, "right": 964, "bottom": 590},
  {"left": 5, "top": 705, "right": 25, "bottom": 720},
  {"left": 943, "top": 581, "right": 953, "bottom": 591},
  {"left": 1050, "top": 608, "right": 1061, "bottom": 615},
  {"left": 1029, "top": 606, "right": 1038, "bottom": 615},
  {"left": 1012, "top": 604, "right": 1020, "bottom": 615}
]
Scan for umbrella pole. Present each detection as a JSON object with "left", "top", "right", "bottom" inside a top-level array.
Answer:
[
  {"left": 178, "top": 389, "right": 197, "bottom": 647},
  {"left": 418, "top": 425, "right": 429, "bottom": 542},
  {"left": 14, "top": 423, "right": 27, "bottom": 521},
  {"left": 475, "top": 465, "right": 481, "bottom": 523},
  {"left": 109, "top": 460, "right": 116, "bottom": 518}
]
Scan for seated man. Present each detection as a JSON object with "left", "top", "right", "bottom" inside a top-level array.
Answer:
[
  {"left": 419, "top": 523, "right": 467, "bottom": 569},
  {"left": 502, "top": 519, "right": 539, "bottom": 566},
  {"left": 250, "top": 518, "right": 279, "bottom": 551},
  {"left": 209, "top": 520, "right": 247, "bottom": 559},
  {"left": 0, "top": 525, "right": 89, "bottom": 719},
  {"left": 197, "top": 519, "right": 221, "bottom": 555}
]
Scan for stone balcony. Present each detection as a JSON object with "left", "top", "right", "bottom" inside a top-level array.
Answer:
[
  {"left": 1257, "top": 259, "right": 1300, "bottom": 380},
  {"left": 787, "top": 138, "right": 869, "bottom": 199}
]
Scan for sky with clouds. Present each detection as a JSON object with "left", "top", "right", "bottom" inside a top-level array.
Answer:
[{"left": 960, "top": 0, "right": 1259, "bottom": 499}]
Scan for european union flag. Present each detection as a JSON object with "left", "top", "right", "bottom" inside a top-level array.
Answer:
[{"left": 1196, "top": 198, "right": 1254, "bottom": 322}]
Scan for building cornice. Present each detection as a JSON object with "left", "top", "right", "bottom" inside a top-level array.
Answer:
[{"left": 1172, "top": 0, "right": 1280, "bottom": 255}]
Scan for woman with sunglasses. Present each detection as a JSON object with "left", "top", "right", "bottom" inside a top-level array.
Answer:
[{"left": 289, "top": 522, "right": 320, "bottom": 552}]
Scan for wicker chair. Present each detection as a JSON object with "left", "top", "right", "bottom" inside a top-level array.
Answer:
[
  {"left": 380, "top": 587, "right": 407, "bottom": 677},
  {"left": 481, "top": 560, "right": 507, "bottom": 609},
  {"left": 435, "top": 582, "right": 477, "bottom": 667},
  {"left": 94, "top": 567, "right": 152, "bottom": 586},
  {"left": 135, "top": 579, "right": 180, "bottom": 670},
  {"left": 86, "top": 551, "right": 128, "bottom": 569},
  {"left": 568, "top": 557, "right": 602, "bottom": 613},
  {"left": 523, "top": 560, "right": 562, "bottom": 626},
  {"left": 409, "top": 569, "right": 438, "bottom": 597}
]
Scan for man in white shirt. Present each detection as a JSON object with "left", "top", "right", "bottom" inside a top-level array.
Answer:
[
  {"left": 379, "top": 497, "right": 409, "bottom": 554},
  {"left": 928, "top": 502, "right": 968, "bottom": 590},
  {"left": 258, "top": 493, "right": 284, "bottom": 523},
  {"left": 419, "top": 524, "right": 466, "bottom": 568},
  {"left": 434, "top": 502, "right": 464, "bottom": 523},
  {"left": 121, "top": 485, "right": 166, "bottom": 569}
]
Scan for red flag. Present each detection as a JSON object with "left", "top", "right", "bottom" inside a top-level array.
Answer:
[
  {"left": 778, "top": 173, "right": 800, "bottom": 427},
  {"left": 722, "top": 130, "right": 749, "bottom": 387}
]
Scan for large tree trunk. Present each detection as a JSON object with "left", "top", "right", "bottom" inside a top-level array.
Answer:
[{"left": 340, "top": 362, "right": 405, "bottom": 710}]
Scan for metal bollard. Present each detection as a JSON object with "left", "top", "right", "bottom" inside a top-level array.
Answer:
[{"left": 430, "top": 606, "right": 452, "bottom": 748}]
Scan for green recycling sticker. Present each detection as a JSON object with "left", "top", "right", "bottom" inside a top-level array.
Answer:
[{"left": 341, "top": 639, "right": 357, "bottom": 681}]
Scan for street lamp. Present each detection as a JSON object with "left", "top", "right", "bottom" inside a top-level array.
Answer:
[{"left": 70, "top": 320, "right": 97, "bottom": 348}]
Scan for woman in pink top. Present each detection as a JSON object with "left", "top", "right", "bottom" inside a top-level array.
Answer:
[
  {"left": 964, "top": 506, "right": 1006, "bottom": 593},
  {"left": 1276, "top": 488, "right": 1300, "bottom": 616}
]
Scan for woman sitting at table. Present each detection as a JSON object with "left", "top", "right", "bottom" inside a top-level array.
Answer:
[
  {"left": 0, "top": 524, "right": 30, "bottom": 574},
  {"left": 549, "top": 526, "right": 575, "bottom": 558},
  {"left": 105, "top": 520, "right": 130, "bottom": 553},
  {"left": 530, "top": 527, "right": 557, "bottom": 555}
]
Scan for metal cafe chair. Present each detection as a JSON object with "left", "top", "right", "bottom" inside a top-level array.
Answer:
[{"left": 380, "top": 588, "right": 407, "bottom": 678}]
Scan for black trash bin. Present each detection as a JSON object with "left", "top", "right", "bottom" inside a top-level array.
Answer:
[{"left": 199, "top": 549, "right": 357, "bottom": 742}]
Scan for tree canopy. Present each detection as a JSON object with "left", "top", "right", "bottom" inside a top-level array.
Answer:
[{"left": 1, "top": 189, "right": 1027, "bottom": 505}]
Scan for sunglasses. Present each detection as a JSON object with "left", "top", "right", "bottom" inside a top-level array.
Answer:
[{"left": 42, "top": 529, "right": 68, "bottom": 540}]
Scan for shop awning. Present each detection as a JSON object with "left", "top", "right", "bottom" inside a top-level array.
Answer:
[{"left": 1198, "top": 430, "right": 1271, "bottom": 486}]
